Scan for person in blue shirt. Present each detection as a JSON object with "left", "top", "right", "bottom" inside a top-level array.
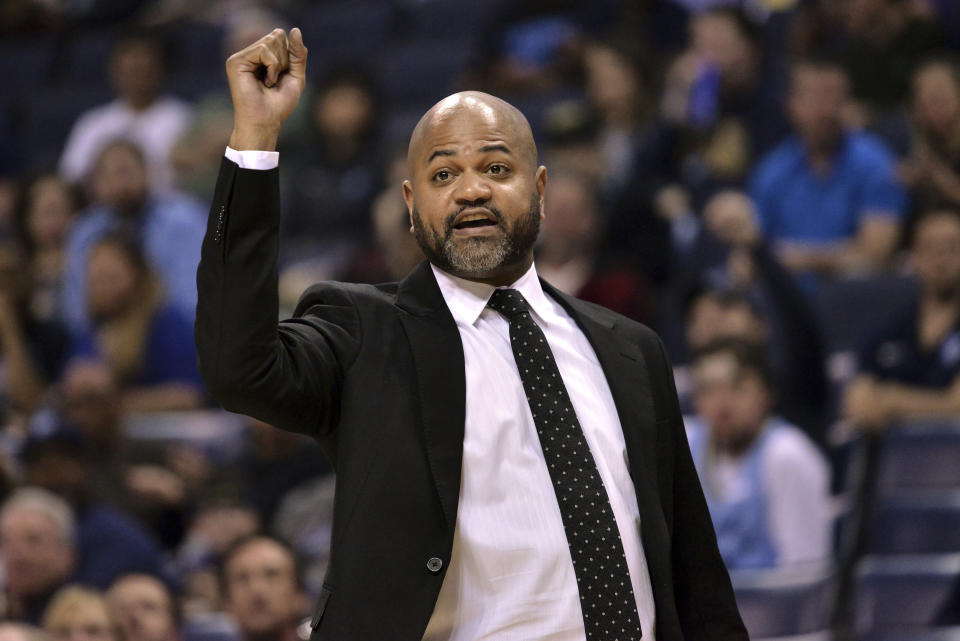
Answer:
[
  {"left": 844, "top": 208, "right": 960, "bottom": 430},
  {"left": 61, "top": 139, "right": 205, "bottom": 334},
  {"left": 69, "top": 233, "right": 203, "bottom": 412},
  {"left": 749, "top": 56, "right": 907, "bottom": 279},
  {"left": 685, "top": 338, "right": 832, "bottom": 570}
]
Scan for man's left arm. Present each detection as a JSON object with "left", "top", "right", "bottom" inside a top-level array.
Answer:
[{"left": 650, "top": 335, "right": 749, "bottom": 640}]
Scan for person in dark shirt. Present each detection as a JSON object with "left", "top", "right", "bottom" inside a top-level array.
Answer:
[
  {"left": 0, "top": 239, "right": 69, "bottom": 418},
  {"left": 844, "top": 208, "right": 960, "bottom": 429}
]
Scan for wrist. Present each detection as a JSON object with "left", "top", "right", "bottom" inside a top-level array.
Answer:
[{"left": 229, "top": 126, "right": 280, "bottom": 151}]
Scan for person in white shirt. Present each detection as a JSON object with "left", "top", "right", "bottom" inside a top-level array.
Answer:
[
  {"left": 59, "top": 32, "right": 191, "bottom": 190},
  {"left": 685, "top": 337, "right": 833, "bottom": 569}
]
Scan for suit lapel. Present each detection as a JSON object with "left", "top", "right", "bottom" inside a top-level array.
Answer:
[
  {"left": 541, "top": 282, "right": 674, "bottom": 611},
  {"left": 541, "top": 281, "right": 659, "bottom": 493},
  {"left": 396, "top": 261, "right": 466, "bottom": 532}
]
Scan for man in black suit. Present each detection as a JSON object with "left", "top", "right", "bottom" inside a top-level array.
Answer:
[{"left": 196, "top": 27, "right": 748, "bottom": 641}]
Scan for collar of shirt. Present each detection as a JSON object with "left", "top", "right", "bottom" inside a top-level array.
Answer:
[{"left": 430, "top": 262, "right": 555, "bottom": 327}]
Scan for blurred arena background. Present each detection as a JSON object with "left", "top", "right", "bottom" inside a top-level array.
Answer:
[{"left": 0, "top": 0, "right": 959, "bottom": 640}]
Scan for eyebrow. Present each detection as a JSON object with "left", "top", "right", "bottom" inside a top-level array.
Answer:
[
  {"left": 426, "top": 144, "right": 513, "bottom": 164},
  {"left": 427, "top": 149, "right": 455, "bottom": 163}
]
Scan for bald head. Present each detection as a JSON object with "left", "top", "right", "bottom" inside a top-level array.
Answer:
[{"left": 407, "top": 91, "right": 538, "bottom": 175}]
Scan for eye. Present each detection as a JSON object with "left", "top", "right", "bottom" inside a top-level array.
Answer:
[
  {"left": 488, "top": 164, "right": 510, "bottom": 176},
  {"left": 432, "top": 170, "right": 452, "bottom": 183}
]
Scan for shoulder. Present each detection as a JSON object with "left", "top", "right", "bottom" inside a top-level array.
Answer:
[
  {"left": 67, "top": 209, "right": 112, "bottom": 246},
  {"left": 753, "top": 137, "right": 803, "bottom": 181},
  {"left": 846, "top": 131, "right": 897, "bottom": 166},
  {"left": 153, "top": 96, "right": 192, "bottom": 119},
  {"left": 293, "top": 280, "right": 399, "bottom": 317},
  {"left": 72, "top": 100, "right": 123, "bottom": 129},
  {"left": 762, "top": 421, "right": 828, "bottom": 476}
]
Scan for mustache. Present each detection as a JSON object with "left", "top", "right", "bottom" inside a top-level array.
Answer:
[{"left": 444, "top": 205, "right": 505, "bottom": 232}]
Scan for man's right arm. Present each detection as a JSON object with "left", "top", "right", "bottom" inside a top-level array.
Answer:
[
  {"left": 195, "top": 28, "right": 360, "bottom": 435},
  {"left": 195, "top": 153, "right": 360, "bottom": 435}
]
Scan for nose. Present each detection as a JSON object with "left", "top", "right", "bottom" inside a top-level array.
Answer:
[{"left": 454, "top": 169, "right": 492, "bottom": 205}]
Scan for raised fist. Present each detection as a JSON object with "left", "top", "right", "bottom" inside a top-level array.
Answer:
[{"left": 225, "top": 27, "right": 308, "bottom": 151}]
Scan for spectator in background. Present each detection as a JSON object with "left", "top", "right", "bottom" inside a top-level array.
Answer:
[
  {"left": 676, "top": 191, "right": 830, "bottom": 443},
  {"left": 579, "top": 39, "right": 673, "bottom": 285},
  {"left": 840, "top": 0, "right": 944, "bottom": 133},
  {"left": 13, "top": 173, "right": 80, "bottom": 322},
  {"left": 0, "top": 240, "right": 69, "bottom": 418},
  {"left": 42, "top": 586, "right": 119, "bottom": 641},
  {"left": 58, "top": 31, "right": 191, "bottom": 190},
  {"left": 659, "top": 7, "right": 789, "bottom": 205},
  {"left": 844, "top": 208, "right": 960, "bottom": 430},
  {"left": 220, "top": 535, "right": 307, "bottom": 641},
  {"left": 62, "top": 140, "right": 205, "bottom": 333},
  {"left": 535, "top": 169, "right": 651, "bottom": 322},
  {"left": 685, "top": 338, "right": 832, "bottom": 570},
  {"left": 106, "top": 574, "right": 181, "bottom": 641},
  {"left": 750, "top": 57, "right": 906, "bottom": 280},
  {"left": 21, "top": 430, "right": 165, "bottom": 590},
  {"left": 899, "top": 56, "right": 960, "bottom": 213},
  {"left": 0, "top": 488, "right": 76, "bottom": 624},
  {"left": 176, "top": 495, "right": 261, "bottom": 619},
  {"left": 0, "top": 624, "right": 47, "bottom": 641},
  {"left": 281, "top": 65, "right": 384, "bottom": 265},
  {"left": 70, "top": 233, "right": 203, "bottom": 412}
]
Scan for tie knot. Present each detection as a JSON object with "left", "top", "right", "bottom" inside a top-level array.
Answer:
[{"left": 487, "top": 288, "right": 530, "bottom": 320}]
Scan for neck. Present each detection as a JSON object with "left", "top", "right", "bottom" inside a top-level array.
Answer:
[{"left": 804, "top": 137, "right": 841, "bottom": 171}]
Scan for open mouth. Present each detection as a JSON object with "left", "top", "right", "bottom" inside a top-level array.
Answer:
[{"left": 453, "top": 209, "right": 498, "bottom": 230}]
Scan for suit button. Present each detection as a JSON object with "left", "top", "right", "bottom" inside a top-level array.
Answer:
[{"left": 426, "top": 557, "right": 443, "bottom": 574}]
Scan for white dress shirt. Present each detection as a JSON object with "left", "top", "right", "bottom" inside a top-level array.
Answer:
[
  {"left": 422, "top": 264, "right": 656, "bottom": 641},
  {"left": 222, "top": 149, "right": 656, "bottom": 639}
]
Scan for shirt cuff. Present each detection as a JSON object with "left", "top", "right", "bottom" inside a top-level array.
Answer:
[{"left": 224, "top": 146, "right": 279, "bottom": 170}]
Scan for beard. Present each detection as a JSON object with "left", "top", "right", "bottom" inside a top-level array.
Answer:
[{"left": 411, "top": 193, "right": 541, "bottom": 280}]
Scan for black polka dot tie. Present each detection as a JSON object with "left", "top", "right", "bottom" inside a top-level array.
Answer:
[{"left": 487, "top": 288, "right": 642, "bottom": 641}]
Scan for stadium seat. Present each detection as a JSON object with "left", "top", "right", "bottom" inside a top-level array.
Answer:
[
  {"left": 0, "top": 36, "right": 56, "bottom": 106},
  {"left": 377, "top": 38, "right": 476, "bottom": 106},
  {"left": 813, "top": 274, "right": 917, "bottom": 355},
  {"left": 167, "top": 21, "right": 225, "bottom": 73},
  {"left": 731, "top": 563, "right": 835, "bottom": 639},
  {"left": 858, "top": 626, "right": 960, "bottom": 641},
  {"left": 754, "top": 632, "right": 834, "bottom": 641},
  {"left": 57, "top": 28, "right": 118, "bottom": 90},
  {"left": 853, "top": 554, "right": 960, "bottom": 635},
  {"left": 394, "top": 0, "right": 506, "bottom": 39},
  {"left": 299, "top": 2, "right": 394, "bottom": 59},
  {"left": 869, "top": 491, "right": 960, "bottom": 554},
  {"left": 876, "top": 422, "right": 960, "bottom": 493},
  {"left": 20, "top": 85, "right": 113, "bottom": 169}
]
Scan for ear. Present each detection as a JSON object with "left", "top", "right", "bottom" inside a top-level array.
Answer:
[
  {"left": 536, "top": 166, "right": 547, "bottom": 220},
  {"left": 402, "top": 180, "right": 415, "bottom": 232}
]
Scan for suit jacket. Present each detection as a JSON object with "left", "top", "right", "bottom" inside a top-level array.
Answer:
[{"left": 195, "top": 158, "right": 748, "bottom": 641}]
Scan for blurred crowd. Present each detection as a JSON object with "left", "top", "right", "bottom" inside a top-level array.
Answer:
[{"left": 1, "top": 0, "right": 960, "bottom": 639}]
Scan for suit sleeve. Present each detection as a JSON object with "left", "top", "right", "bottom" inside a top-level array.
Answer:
[
  {"left": 653, "top": 335, "right": 749, "bottom": 640},
  {"left": 195, "top": 158, "right": 361, "bottom": 435}
]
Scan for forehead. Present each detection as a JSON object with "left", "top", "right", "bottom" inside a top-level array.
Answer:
[
  {"left": 229, "top": 540, "right": 294, "bottom": 572},
  {"left": 421, "top": 111, "right": 514, "bottom": 155},
  {"left": 694, "top": 352, "right": 739, "bottom": 384}
]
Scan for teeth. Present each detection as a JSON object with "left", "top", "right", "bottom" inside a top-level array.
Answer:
[{"left": 460, "top": 213, "right": 489, "bottom": 223}]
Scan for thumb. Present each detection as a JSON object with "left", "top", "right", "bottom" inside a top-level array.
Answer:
[{"left": 288, "top": 27, "right": 308, "bottom": 80}]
